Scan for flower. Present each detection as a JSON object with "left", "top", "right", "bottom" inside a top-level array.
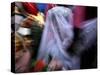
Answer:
[{"left": 32, "top": 60, "right": 46, "bottom": 72}]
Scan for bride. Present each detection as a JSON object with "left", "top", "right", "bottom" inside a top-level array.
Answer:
[{"left": 37, "top": 6, "right": 78, "bottom": 70}]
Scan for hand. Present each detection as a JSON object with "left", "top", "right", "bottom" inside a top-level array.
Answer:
[
  {"left": 20, "top": 15, "right": 35, "bottom": 28},
  {"left": 48, "top": 58, "right": 63, "bottom": 71}
]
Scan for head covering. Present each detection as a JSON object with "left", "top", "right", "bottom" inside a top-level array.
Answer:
[
  {"left": 37, "top": 6, "right": 79, "bottom": 70},
  {"left": 22, "top": 2, "right": 38, "bottom": 16}
]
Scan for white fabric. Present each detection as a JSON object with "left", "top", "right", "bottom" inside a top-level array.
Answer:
[
  {"left": 37, "top": 6, "right": 80, "bottom": 70},
  {"left": 17, "top": 27, "right": 31, "bottom": 36}
]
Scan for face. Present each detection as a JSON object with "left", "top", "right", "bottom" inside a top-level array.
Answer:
[{"left": 23, "top": 36, "right": 33, "bottom": 48}]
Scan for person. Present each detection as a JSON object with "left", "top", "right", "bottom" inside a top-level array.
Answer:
[
  {"left": 71, "top": 18, "right": 97, "bottom": 55},
  {"left": 14, "top": 14, "right": 43, "bottom": 72},
  {"left": 15, "top": 33, "right": 32, "bottom": 73},
  {"left": 70, "top": 18, "right": 97, "bottom": 69},
  {"left": 37, "top": 6, "right": 76, "bottom": 70}
]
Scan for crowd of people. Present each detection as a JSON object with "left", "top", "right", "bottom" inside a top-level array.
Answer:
[{"left": 11, "top": 2, "right": 97, "bottom": 73}]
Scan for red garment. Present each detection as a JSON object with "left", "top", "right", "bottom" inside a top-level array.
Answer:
[
  {"left": 22, "top": 2, "right": 38, "bottom": 15},
  {"left": 73, "top": 6, "right": 86, "bottom": 28}
]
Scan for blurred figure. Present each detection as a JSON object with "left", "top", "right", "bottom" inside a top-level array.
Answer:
[
  {"left": 71, "top": 18, "right": 97, "bottom": 55},
  {"left": 15, "top": 33, "right": 32, "bottom": 73},
  {"left": 37, "top": 6, "right": 76, "bottom": 70},
  {"left": 69, "top": 18, "right": 97, "bottom": 69}
]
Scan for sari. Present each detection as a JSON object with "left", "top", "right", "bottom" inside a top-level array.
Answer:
[{"left": 37, "top": 6, "right": 80, "bottom": 70}]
